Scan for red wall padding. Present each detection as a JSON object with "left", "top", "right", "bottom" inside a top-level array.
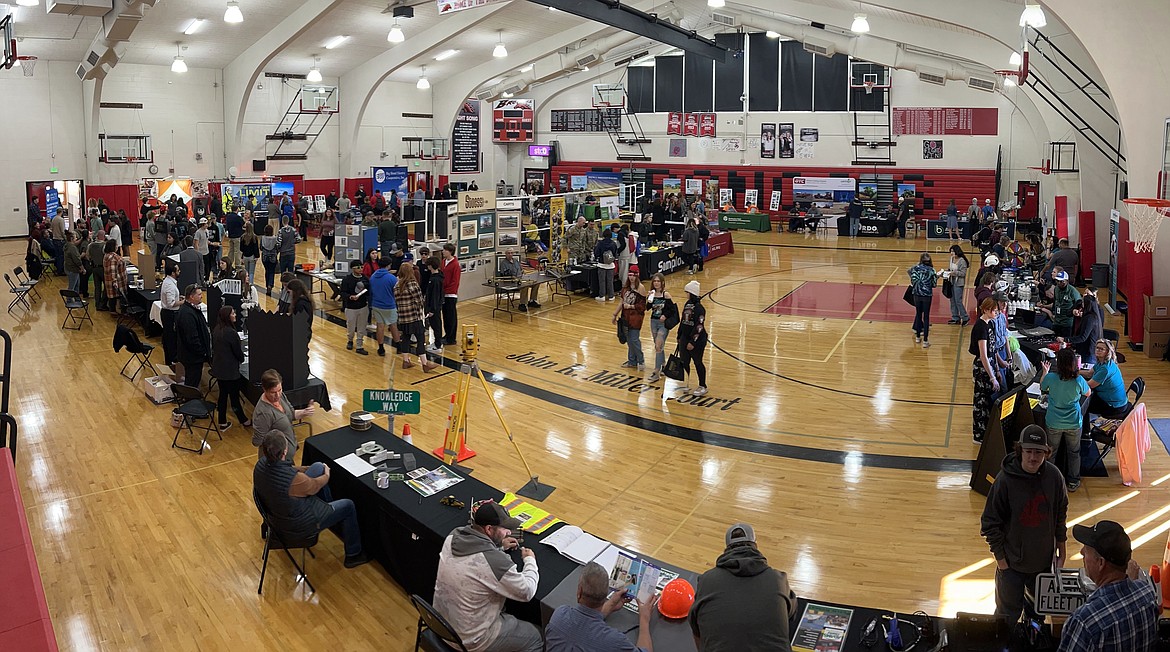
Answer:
[
  {"left": 1077, "top": 210, "right": 1096, "bottom": 280},
  {"left": 87, "top": 184, "right": 142, "bottom": 228},
  {"left": 1117, "top": 217, "right": 1154, "bottom": 344},
  {"left": 344, "top": 177, "right": 371, "bottom": 199},
  {"left": 550, "top": 161, "right": 997, "bottom": 219},
  {"left": 303, "top": 179, "right": 339, "bottom": 198}
]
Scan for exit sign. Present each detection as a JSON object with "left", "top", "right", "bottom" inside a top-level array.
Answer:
[{"left": 363, "top": 389, "right": 421, "bottom": 414}]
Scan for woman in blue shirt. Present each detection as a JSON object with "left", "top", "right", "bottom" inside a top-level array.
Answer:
[
  {"left": 1086, "top": 339, "right": 1127, "bottom": 416},
  {"left": 907, "top": 253, "right": 937, "bottom": 349},
  {"left": 1039, "top": 347, "right": 1091, "bottom": 491}
]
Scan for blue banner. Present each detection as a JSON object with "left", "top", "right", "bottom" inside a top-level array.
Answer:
[
  {"left": 45, "top": 188, "right": 60, "bottom": 220},
  {"left": 372, "top": 166, "right": 409, "bottom": 204}
]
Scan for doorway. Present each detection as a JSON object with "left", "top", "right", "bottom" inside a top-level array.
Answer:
[
  {"left": 26, "top": 179, "right": 85, "bottom": 229},
  {"left": 1016, "top": 180, "right": 1040, "bottom": 221}
]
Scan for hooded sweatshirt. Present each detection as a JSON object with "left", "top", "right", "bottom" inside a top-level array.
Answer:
[
  {"left": 688, "top": 544, "right": 795, "bottom": 652},
  {"left": 980, "top": 452, "right": 1068, "bottom": 574},
  {"left": 433, "top": 525, "right": 539, "bottom": 652}
]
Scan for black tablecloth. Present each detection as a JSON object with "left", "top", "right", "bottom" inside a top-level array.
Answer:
[
  {"left": 835, "top": 217, "right": 895, "bottom": 237},
  {"left": 240, "top": 372, "right": 332, "bottom": 411},
  {"left": 127, "top": 287, "right": 162, "bottom": 336},
  {"left": 566, "top": 265, "right": 600, "bottom": 297},
  {"left": 638, "top": 245, "right": 688, "bottom": 279},
  {"left": 301, "top": 425, "right": 578, "bottom": 625}
]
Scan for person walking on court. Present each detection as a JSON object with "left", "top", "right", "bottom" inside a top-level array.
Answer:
[
  {"left": 646, "top": 273, "right": 678, "bottom": 383},
  {"left": 946, "top": 245, "right": 970, "bottom": 325},
  {"left": 340, "top": 260, "right": 370, "bottom": 356},
  {"left": 1038, "top": 347, "right": 1091, "bottom": 492},
  {"left": 681, "top": 218, "right": 700, "bottom": 275},
  {"left": 612, "top": 264, "right": 647, "bottom": 372},
  {"left": 847, "top": 195, "right": 863, "bottom": 238},
  {"left": 908, "top": 253, "right": 937, "bottom": 348},
  {"left": 276, "top": 217, "right": 298, "bottom": 274},
  {"left": 970, "top": 298, "right": 1000, "bottom": 443},
  {"left": 946, "top": 199, "right": 960, "bottom": 240},
  {"left": 677, "top": 280, "right": 709, "bottom": 397}
]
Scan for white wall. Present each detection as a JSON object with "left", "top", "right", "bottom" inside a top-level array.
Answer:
[{"left": 346, "top": 80, "right": 435, "bottom": 179}]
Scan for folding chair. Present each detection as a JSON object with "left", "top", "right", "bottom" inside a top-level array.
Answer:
[
  {"left": 116, "top": 287, "right": 146, "bottom": 329},
  {"left": 411, "top": 594, "right": 469, "bottom": 652},
  {"left": 1088, "top": 377, "right": 1145, "bottom": 466},
  {"left": 39, "top": 249, "right": 60, "bottom": 279},
  {"left": 14, "top": 266, "right": 40, "bottom": 301},
  {"left": 59, "top": 289, "right": 93, "bottom": 330},
  {"left": 170, "top": 383, "right": 223, "bottom": 454},
  {"left": 113, "top": 324, "right": 157, "bottom": 381},
  {"left": 5, "top": 274, "right": 31, "bottom": 314},
  {"left": 253, "top": 489, "right": 317, "bottom": 595},
  {"left": 284, "top": 386, "right": 317, "bottom": 437}
]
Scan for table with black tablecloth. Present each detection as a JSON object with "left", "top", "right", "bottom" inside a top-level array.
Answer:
[
  {"left": 637, "top": 244, "right": 688, "bottom": 280},
  {"left": 127, "top": 287, "right": 162, "bottom": 336},
  {"left": 301, "top": 425, "right": 578, "bottom": 625},
  {"left": 835, "top": 216, "right": 895, "bottom": 237}
]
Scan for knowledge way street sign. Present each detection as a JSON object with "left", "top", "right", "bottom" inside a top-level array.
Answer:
[{"left": 363, "top": 389, "right": 421, "bottom": 414}]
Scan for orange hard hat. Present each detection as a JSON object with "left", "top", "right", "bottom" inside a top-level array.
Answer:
[{"left": 657, "top": 578, "right": 695, "bottom": 619}]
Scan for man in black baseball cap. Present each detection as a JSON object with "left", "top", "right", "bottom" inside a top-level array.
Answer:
[{"left": 1059, "top": 520, "right": 1159, "bottom": 650}]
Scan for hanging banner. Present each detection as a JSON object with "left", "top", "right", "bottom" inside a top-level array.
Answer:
[
  {"left": 437, "top": 0, "right": 499, "bottom": 15},
  {"left": 923, "top": 139, "right": 944, "bottom": 159},
  {"left": 791, "top": 177, "right": 856, "bottom": 212},
  {"left": 550, "top": 195, "right": 567, "bottom": 264},
  {"left": 451, "top": 99, "right": 481, "bottom": 174},
  {"left": 221, "top": 183, "right": 270, "bottom": 214},
  {"left": 857, "top": 182, "right": 879, "bottom": 208},
  {"left": 1109, "top": 210, "right": 1119, "bottom": 309},
  {"left": 769, "top": 190, "right": 782, "bottom": 211},
  {"left": 667, "top": 112, "right": 683, "bottom": 136},
  {"left": 683, "top": 113, "right": 699, "bottom": 137},
  {"left": 586, "top": 171, "right": 625, "bottom": 205},
  {"left": 699, "top": 113, "right": 717, "bottom": 137},
  {"left": 778, "top": 123, "right": 795, "bottom": 158},
  {"left": 668, "top": 139, "right": 687, "bottom": 158},
  {"left": 372, "top": 166, "right": 409, "bottom": 204},
  {"left": 760, "top": 123, "right": 776, "bottom": 159},
  {"left": 45, "top": 188, "right": 60, "bottom": 220}
]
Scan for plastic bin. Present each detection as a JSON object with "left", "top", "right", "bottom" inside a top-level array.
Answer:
[{"left": 1091, "top": 263, "right": 1110, "bottom": 289}]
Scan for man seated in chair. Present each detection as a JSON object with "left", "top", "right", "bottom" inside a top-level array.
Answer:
[
  {"left": 252, "top": 431, "right": 369, "bottom": 569},
  {"left": 499, "top": 249, "right": 539, "bottom": 313}
]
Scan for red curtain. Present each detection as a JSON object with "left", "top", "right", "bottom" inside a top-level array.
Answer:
[{"left": 87, "top": 184, "right": 142, "bottom": 228}]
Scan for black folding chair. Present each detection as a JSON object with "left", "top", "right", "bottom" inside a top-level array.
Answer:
[
  {"left": 411, "top": 594, "right": 469, "bottom": 652},
  {"left": 116, "top": 287, "right": 146, "bottom": 329},
  {"left": 39, "top": 249, "right": 60, "bottom": 279},
  {"left": 253, "top": 490, "right": 317, "bottom": 595},
  {"left": 170, "top": 383, "right": 222, "bottom": 454},
  {"left": 114, "top": 324, "right": 157, "bottom": 381},
  {"left": 59, "top": 289, "right": 93, "bottom": 330},
  {"left": 5, "top": 274, "right": 31, "bottom": 314},
  {"left": 14, "top": 266, "right": 40, "bottom": 301},
  {"left": 1088, "top": 377, "right": 1145, "bottom": 466},
  {"left": 284, "top": 386, "right": 318, "bottom": 437}
]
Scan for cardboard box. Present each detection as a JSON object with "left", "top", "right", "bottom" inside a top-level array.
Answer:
[
  {"left": 1146, "top": 331, "right": 1170, "bottom": 359},
  {"left": 1145, "top": 295, "right": 1170, "bottom": 319},
  {"left": 144, "top": 375, "right": 175, "bottom": 404},
  {"left": 1145, "top": 315, "right": 1170, "bottom": 334}
]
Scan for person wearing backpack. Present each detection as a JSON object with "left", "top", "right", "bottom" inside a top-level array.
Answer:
[{"left": 593, "top": 227, "right": 618, "bottom": 302}]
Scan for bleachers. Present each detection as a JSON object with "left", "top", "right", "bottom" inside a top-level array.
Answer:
[{"left": 0, "top": 453, "right": 59, "bottom": 651}]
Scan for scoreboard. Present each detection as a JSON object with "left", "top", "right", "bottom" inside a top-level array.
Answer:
[{"left": 492, "top": 98, "right": 535, "bottom": 143}]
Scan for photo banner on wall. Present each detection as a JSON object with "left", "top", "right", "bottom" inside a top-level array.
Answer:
[
  {"left": 663, "top": 178, "right": 682, "bottom": 194},
  {"left": 371, "top": 166, "right": 409, "bottom": 204},
  {"left": 683, "top": 113, "right": 699, "bottom": 137},
  {"left": 667, "top": 112, "right": 683, "bottom": 136},
  {"left": 857, "top": 182, "right": 878, "bottom": 208},
  {"left": 778, "top": 123, "right": 795, "bottom": 158},
  {"left": 452, "top": 99, "right": 481, "bottom": 174},
  {"left": 760, "top": 123, "right": 776, "bottom": 159},
  {"left": 791, "top": 177, "right": 856, "bottom": 212},
  {"left": 221, "top": 183, "right": 271, "bottom": 214}
]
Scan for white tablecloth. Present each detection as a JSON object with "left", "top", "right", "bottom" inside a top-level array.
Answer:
[{"left": 150, "top": 301, "right": 205, "bottom": 326}]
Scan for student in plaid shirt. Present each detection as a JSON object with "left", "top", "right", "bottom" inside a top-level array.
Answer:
[{"left": 1059, "top": 520, "right": 1159, "bottom": 651}]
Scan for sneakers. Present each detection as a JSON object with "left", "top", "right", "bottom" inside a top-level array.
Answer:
[
  {"left": 692, "top": 386, "right": 708, "bottom": 396},
  {"left": 426, "top": 345, "right": 443, "bottom": 354},
  {"left": 620, "top": 361, "right": 637, "bottom": 368},
  {"left": 517, "top": 304, "right": 528, "bottom": 312},
  {"left": 637, "top": 364, "right": 645, "bottom": 373},
  {"left": 528, "top": 300, "right": 541, "bottom": 308},
  {"left": 343, "top": 552, "right": 370, "bottom": 569},
  {"left": 377, "top": 346, "right": 385, "bottom": 357},
  {"left": 1067, "top": 480, "right": 1081, "bottom": 492},
  {"left": 606, "top": 297, "right": 614, "bottom": 302},
  {"left": 595, "top": 297, "right": 606, "bottom": 302},
  {"left": 647, "top": 371, "right": 661, "bottom": 382},
  {"left": 960, "top": 319, "right": 970, "bottom": 326},
  {"left": 922, "top": 341, "right": 931, "bottom": 349},
  {"left": 947, "top": 319, "right": 958, "bottom": 325},
  {"left": 217, "top": 421, "right": 232, "bottom": 430},
  {"left": 356, "top": 348, "right": 369, "bottom": 356},
  {"left": 914, "top": 334, "right": 921, "bottom": 343},
  {"left": 347, "top": 341, "right": 354, "bottom": 350}
]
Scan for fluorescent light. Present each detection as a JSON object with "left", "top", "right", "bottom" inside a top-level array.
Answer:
[
  {"left": 434, "top": 49, "right": 459, "bottom": 61},
  {"left": 171, "top": 56, "right": 187, "bottom": 73},
  {"left": 16, "top": 0, "right": 37, "bottom": 6},
  {"left": 519, "top": 64, "right": 534, "bottom": 73},
  {"left": 324, "top": 35, "right": 349, "bottom": 50},
  {"left": 851, "top": 14, "right": 869, "bottom": 33},
  {"left": 417, "top": 66, "right": 430, "bottom": 90},
  {"left": 387, "top": 20, "right": 404, "bottom": 43},
  {"left": 1019, "top": 3, "right": 1046, "bottom": 28},
  {"left": 224, "top": 1, "right": 243, "bottom": 23},
  {"left": 1009, "top": 51, "right": 1022, "bottom": 66},
  {"left": 183, "top": 19, "right": 205, "bottom": 35},
  {"left": 765, "top": 31, "right": 780, "bottom": 39},
  {"left": 707, "top": 0, "right": 725, "bottom": 7}
]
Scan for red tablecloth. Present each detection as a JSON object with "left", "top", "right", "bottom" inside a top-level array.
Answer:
[
  {"left": 0, "top": 454, "right": 58, "bottom": 651},
  {"left": 704, "top": 231, "right": 734, "bottom": 261}
]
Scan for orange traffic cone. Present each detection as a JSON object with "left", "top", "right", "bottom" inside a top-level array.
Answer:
[{"left": 402, "top": 423, "right": 413, "bottom": 445}]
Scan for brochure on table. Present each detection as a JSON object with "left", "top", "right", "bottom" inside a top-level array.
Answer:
[{"left": 792, "top": 603, "right": 853, "bottom": 652}]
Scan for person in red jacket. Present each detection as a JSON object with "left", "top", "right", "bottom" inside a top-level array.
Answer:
[{"left": 439, "top": 243, "right": 461, "bottom": 348}]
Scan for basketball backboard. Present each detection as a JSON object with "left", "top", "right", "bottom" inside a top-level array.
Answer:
[
  {"left": 592, "top": 83, "right": 626, "bottom": 109},
  {"left": 299, "top": 85, "right": 339, "bottom": 113},
  {"left": 849, "top": 61, "right": 891, "bottom": 91},
  {"left": 420, "top": 136, "right": 449, "bottom": 160},
  {"left": 2, "top": 15, "right": 15, "bottom": 71}
]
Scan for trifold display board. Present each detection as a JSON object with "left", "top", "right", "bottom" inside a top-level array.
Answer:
[
  {"left": 335, "top": 225, "right": 377, "bottom": 271},
  {"left": 454, "top": 190, "right": 497, "bottom": 258},
  {"left": 496, "top": 197, "right": 522, "bottom": 252}
]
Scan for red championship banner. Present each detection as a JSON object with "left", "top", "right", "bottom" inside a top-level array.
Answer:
[
  {"left": 698, "top": 113, "right": 716, "bottom": 137},
  {"left": 683, "top": 113, "right": 699, "bottom": 136},
  {"left": 667, "top": 112, "right": 683, "bottom": 136}
]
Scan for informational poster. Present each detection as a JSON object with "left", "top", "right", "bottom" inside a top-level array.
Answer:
[
  {"left": 455, "top": 190, "right": 496, "bottom": 216},
  {"left": 371, "top": 166, "right": 409, "bottom": 204},
  {"left": 683, "top": 113, "right": 699, "bottom": 137},
  {"left": 663, "top": 178, "right": 681, "bottom": 194},
  {"left": 791, "top": 177, "right": 856, "bottom": 211},
  {"left": 698, "top": 113, "right": 716, "bottom": 137},
  {"left": 452, "top": 99, "right": 481, "bottom": 174},
  {"left": 314, "top": 195, "right": 327, "bottom": 213},
  {"left": 157, "top": 179, "right": 195, "bottom": 215},
  {"left": 668, "top": 139, "right": 687, "bottom": 157},
  {"left": 923, "top": 139, "right": 944, "bottom": 159},
  {"left": 549, "top": 196, "right": 567, "bottom": 264},
  {"left": 792, "top": 604, "right": 852, "bottom": 652},
  {"left": 760, "top": 123, "right": 776, "bottom": 159},
  {"left": 492, "top": 98, "right": 535, "bottom": 143},
  {"left": 550, "top": 108, "right": 622, "bottom": 132},
  {"left": 586, "top": 171, "right": 624, "bottom": 206},
  {"left": 1109, "top": 209, "right": 1119, "bottom": 308},
  {"left": 719, "top": 188, "right": 733, "bottom": 207},
  {"left": 769, "top": 190, "right": 782, "bottom": 211},
  {"left": 897, "top": 184, "right": 917, "bottom": 205},
  {"left": 45, "top": 187, "right": 60, "bottom": 220},
  {"left": 666, "top": 112, "right": 683, "bottom": 136},
  {"left": 706, "top": 179, "right": 719, "bottom": 212},
  {"left": 800, "top": 128, "right": 819, "bottom": 142},
  {"left": 570, "top": 175, "right": 588, "bottom": 191},
  {"left": 685, "top": 178, "right": 702, "bottom": 195},
  {"left": 778, "top": 123, "right": 795, "bottom": 158},
  {"left": 857, "top": 182, "right": 879, "bottom": 208},
  {"left": 892, "top": 107, "right": 998, "bottom": 136},
  {"left": 744, "top": 189, "right": 758, "bottom": 208}
]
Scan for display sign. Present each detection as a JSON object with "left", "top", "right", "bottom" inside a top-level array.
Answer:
[
  {"left": 744, "top": 189, "right": 758, "bottom": 208},
  {"left": 550, "top": 196, "right": 566, "bottom": 264},
  {"left": 493, "top": 98, "right": 535, "bottom": 143},
  {"left": 778, "top": 123, "right": 795, "bottom": 158},
  {"left": 699, "top": 113, "right": 716, "bottom": 137},
  {"left": 452, "top": 99, "right": 481, "bottom": 174},
  {"left": 800, "top": 128, "right": 819, "bottom": 142},
  {"left": 1109, "top": 209, "right": 1119, "bottom": 309},
  {"left": 455, "top": 190, "right": 496, "bottom": 215},
  {"left": 1032, "top": 571, "right": 1089, "bottom": 616},
  {"left": 570, "top": 176, "right": 587, "bottom": 191},
  {"left": 528, "top": 144, "right": 552, "bottom": 157},
  {"left": 760, "top": 123, "right": 776, "bottom": 159},
  {"left": 586, "top": 172, "right": 625, "bottom": 206},
  {"left": 685, "top": 179, "right": 702, "bottom": 195},
  {"left": 923, "top": 139, "right": 944, "bottom": 159},
  {"left": 363, "top": 389, "right": 421, "bottom": 414},
  {"left": 663, "top": 178, "right": 681, "bottom": 193},
  {"left": 549, "top": 108, "right": 622, "bottom": 132},
  {"left": 683, "top": 113, "right": 699, "bottom": 136},
  {"left": 372, "top": 166, "right": 409, "bottom": 204},
  {"left": 668, "top": 139, "right": 687, "bottom": 158},
  {"left": 719, "top": 188, "right": 733, "bottom": 207},
  {"left": 437, "top": 0, "right": 498, "bottom": 15},
  {"left": 45, "top": 188, "right": 60, "bottom": 220},
  {"left": 769, "top": 190, "right": 782, "bottom": 211},
  {"left": 667, "top": 112, "right": 683, "bottom": 136},
  {"left": 892, "top": 107, "right": 999, "bottom": 136},
  {"left": 857, "top": 182, "right": 879, "bottom": 208},
  {"left": 791, "top": 177, "right": 856, "bottom": 211}
]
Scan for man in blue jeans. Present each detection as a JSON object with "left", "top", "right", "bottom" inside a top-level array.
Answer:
[
  {"left": 253, "top": 431, "right": 369, "bottom": 568},
  {"left": 276, "top": 217, "right": 298, "bottom": 274}
]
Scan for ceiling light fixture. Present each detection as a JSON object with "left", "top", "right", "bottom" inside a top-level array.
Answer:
[
  {"left": 765, "top": 31, "right": 780, "bottom": 39},
  {"left": 501, "top": 92, "right": 514, "bottom": 98},
  {"left": 16, "top": 0, "right": 38, "bottom": 7},
  {"left": 1009, "top": 51, "right": 1022, "bottom": 66},
  {"left": 224, "top": 0, "right": 243, "bottom": 23},
  {"left": 707, "top": 0, "right": 725, "bottom": 8},
  {"left": 183, "top": 19, "right": 205, "bottom": 35},
  {"left": 171, "top": 44, "right": 187, "bottom": 73},
  {"left": 493, "top": 30, "right": 507, "bottom": 58},
  {"left": 1019, "top": 3, "right": 1046, "bottom": 28},
  {"left": 1003, "top": 75, "right": 1016, "bottom": 87},
  {"left": 519, "top": 64, "right": 534, "bottom": 73},
  {"left": 307, "top": 56, "right": 322, "bottom": 83},
  {"left": 851, "top": 14, "right": 870, "bottom": 33},
  {"left": 387, "top": 19, "right": 404, "bottom": 43},
  {"left": 434, "top": 49, "right": 459, "bottom": 61},
  {"left": 324, "top": 35, "right": 349, "bottom": 50},
  {"left": 416, "top": 66, "right": 430, "bottom": 90}
]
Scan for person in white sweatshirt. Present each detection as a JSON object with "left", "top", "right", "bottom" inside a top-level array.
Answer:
[{"left": 433, "top": 501, "right": 542, "bottom": 652}]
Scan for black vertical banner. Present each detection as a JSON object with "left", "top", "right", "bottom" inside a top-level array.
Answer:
[
  {"left": 778, "top": 123, "right": 795, "bottom": 159},
  {"left": 452, "top": 99, "right": 481, "bottom": 174},
  {"left": 760, "top": 123, "right": 776, "bottom": 159}
]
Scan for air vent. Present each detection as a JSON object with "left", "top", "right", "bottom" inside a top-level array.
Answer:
[
  {"left": 87, "top": 50, "right": 101, "bottom": 66},
  {"left": 711, "top": 11, "right": 737, "bottom": 27},
  {"left": 967, "top": 76, "right": 997, "bottom": 92},
  {"left": 76, "top": 64, "right": 87, "bottom": 80},
  {"left": 802, "top": 38, "right": 835, "bottom": 57},
  {"left": 475, "top": 89, "right": 494, "bottom": 101},
  {"left": 503, "top": 84, "right": 524, "bottom": 96},
  {"left": 575, "top": 49, "right": 602, "bottom": 68},
  {"left": 916, "top": 66, "right": 947, "bottom": 86}
]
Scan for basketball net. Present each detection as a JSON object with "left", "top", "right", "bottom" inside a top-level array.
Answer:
[
  {"left": 1123, "top": 198, "right": 1170, "bottom": 253},
  {"left": 16, "top": 56, "right": 36, "bottom": 78},
  {"left": 863, "top": 81, "right": 875, "bottom": 94}
]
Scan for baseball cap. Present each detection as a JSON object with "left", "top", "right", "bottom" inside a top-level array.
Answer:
[
  {"left": 1073, "top": 520, "right": 1132, "bottom": 567},
  {"left": 726, "top": 523, "right": 756, "bottom": 547},
  {"left": 993, "top": 291, "right": 1009, "bottom": 303},
  {"left": 984, "top": 255, "right": 1000, "bottom": 267},
  {"left": 1019, "top": 425, "right": 1048, "bottom": 451},
  {"left": 684, "top": 280, "right": 701, "bottom": 296},
  {"left": 473, "top": 501, "right": 522, "bottom": 530},
  {"left": 1054, "top": 271, "right": 1069, "bottom": 282},
  {"left": 628, "top": 264, "right": 640, "bottom": 275}
]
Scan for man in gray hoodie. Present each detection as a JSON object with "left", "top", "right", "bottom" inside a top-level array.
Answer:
[
  {"left": 433, "top": 501, "right": 542, "bottom": 652},
  {"left": 689, "top": 523, "right": 796, "bottom": 652},
  {"left": 980, "top": 424, "right": 1069, "bottom": 621}
]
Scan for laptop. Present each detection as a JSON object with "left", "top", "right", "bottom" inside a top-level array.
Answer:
[{"left": 1014, "top": 307, "right": 1036, "bottom": 328}]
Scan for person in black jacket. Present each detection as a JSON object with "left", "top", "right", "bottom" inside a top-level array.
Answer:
[
  {"left": 287, "top": 278, "right": 315, "bottom": 340},
  {"left": 210, "top": 306, "right": 250, "bottom": 430},
  {"left": 340, "top": 261, "right": 369, "bottom": 355},
  {"left": 175, "top": 284, "right": 212, "bottom": 388},
  {"left": 424, "top": 256, "right": 444, "bottom": 352},
  {"left": 677, "top": 280, "right": 709, "bottom": 396},
  {"left": 896, "top": 196, "right": 913, "bottom": 239}
]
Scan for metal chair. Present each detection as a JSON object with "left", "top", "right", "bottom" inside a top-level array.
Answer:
[
  {"left": 1088, "top": 377, "right": 1145, "bottom": 465},
  {"left": 39, "top": 249, "right": 60, "bottom": 279},
  {"left": 410, "top": 594, "right": 468, "bottom": 652},
  {"left": 113, "top": 324, "right": 157, "bottom": 381},
  {"left": 4, "top": 274, "right": 31, "bottom": 314},
  {"left": 170, "top": 383, "right": 222, "bottom": 454},
  {"left": 59, "top": 289, "right": 93, "bottom": 330},
  {"left": 283, "top": 386, "right": 318, "bottom": 437},
  {"left": 14, "top": 266, "right": 40, "bottom": 301},
  {"left": 253, "top": 489, "right": 317, "bottom": 595},
  {"left": 116, "top": 287, "right": 146, "bottom": 329}
]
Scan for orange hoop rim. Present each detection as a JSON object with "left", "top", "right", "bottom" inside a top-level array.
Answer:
[{"left": 1122, "top": 197, "right": 1170, "bottom": 208}]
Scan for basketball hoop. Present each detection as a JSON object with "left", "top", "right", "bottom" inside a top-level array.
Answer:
[
  {"left": 1122, "top": 198, "right": 1170, "bottom": 253},
  {"left": 15, "top": 55, "right": 36, "bottom": 77},
  {"left": 863, "top": 80, "right": 875, "bottom": 94}
]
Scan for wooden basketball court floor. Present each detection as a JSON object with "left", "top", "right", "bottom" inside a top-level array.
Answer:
[{"left": 2, "top": 231, "right": 1169, "bottom": 651}]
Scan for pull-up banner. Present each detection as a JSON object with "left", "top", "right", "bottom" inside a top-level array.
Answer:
[{"left": 452, "top": 99, "right": 481, "bottom": 174}]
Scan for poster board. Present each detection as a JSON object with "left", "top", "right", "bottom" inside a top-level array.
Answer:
[{"left": 791, "top": 177, "right": 856, "bottom": 212}]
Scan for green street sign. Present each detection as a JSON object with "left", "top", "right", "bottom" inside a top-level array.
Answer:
[{"left": 363, "top": 389, "right": 421, "bottom": 414}]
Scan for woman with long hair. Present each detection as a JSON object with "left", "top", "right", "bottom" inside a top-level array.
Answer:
[
  {"left": 394, "top": 261, "right": 437, "bottom": 371},
  {"left": 908, "top": 253, "right": 938, "bottom": 348},
  {"left": 319, "top": 208, "right": 337, "bottom": 260},
  {"left": 1039, "top": 347, "right": 1091, "bottom": 491},
  {"left": 1086, "top": 339, "right": 1128, "bottom": 417},
  {"left": 946, "top": 244, "right": 970, "bottom": 325},
  {"left": 240, "top": 222, "right": 259, "bottom": 283},
  {"left": 210, "top": 306, "right": 251, "bottom": 430},
  {"left": 611, "top": 264, "right": 648, "bottom": 371},
  {"left": 946, "top": 199, "right": 960, "bottom": 240},
  {"left": 1026, "top": 232, "right": 1048, "bottom": 272},
  {"left": 215, "top": 257, "right": 235, "bottom": 283},
  {"left": 970, "top": 298, "right": 1000, "bottom": 443},
  {"left": 286, "top": 278, "right": 315, "bottom": 338},
  {"left": 677, "top": 280, "right": 708, "bottom": 396},
  {"left": 362, "top": 248, "right": 380, "bottom": 280},
  {"left": 1068, "top": 292, "right": 1103, "bottom": 364},
  {"left": 260, "top": 224, "right": 279, "bottom": 295},
  {"left": 645, "top": 273, "right": 676, "bottom": 382}
]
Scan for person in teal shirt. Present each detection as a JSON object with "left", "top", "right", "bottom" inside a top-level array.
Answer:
[
  {"left": 1040, "top": 347, "right": 1091, "bottom": 491},
  {"left": 1086, "top": 340, "right": 1128, "bottom": 415}
]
